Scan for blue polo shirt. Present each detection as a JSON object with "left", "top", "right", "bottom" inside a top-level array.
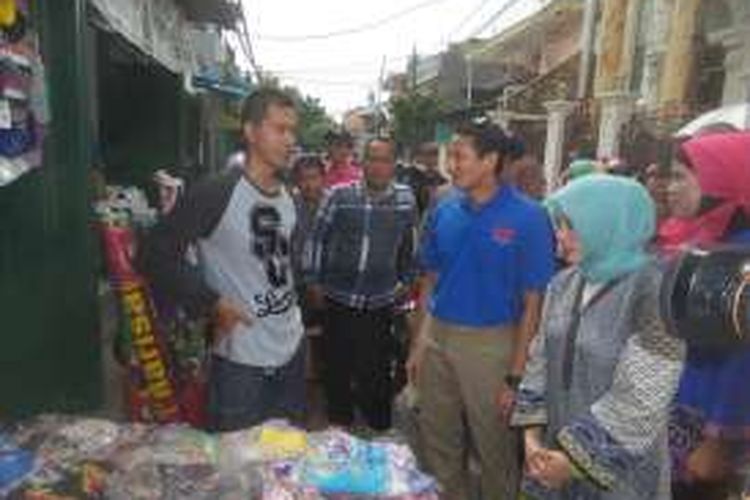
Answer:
[{"left": 420, "top": 185, "right": 555, "bottom": 327}]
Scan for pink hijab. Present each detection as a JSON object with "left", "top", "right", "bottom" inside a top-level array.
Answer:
[{"left": 658, "top": 132, "right": 750, "bottom": 251}]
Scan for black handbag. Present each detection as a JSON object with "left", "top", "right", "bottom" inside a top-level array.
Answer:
[{"left": 661, "top": 246, "right": 750, "bottom": 347}]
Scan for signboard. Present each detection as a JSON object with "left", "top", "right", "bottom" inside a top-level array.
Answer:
[{"left": 435, "top": 122, "right": 453, "bottom": 144}]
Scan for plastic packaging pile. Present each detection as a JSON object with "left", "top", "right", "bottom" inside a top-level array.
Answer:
[
  {"left": 0, "top": 415, "right": 439, "bottom": 499},
  {"left": 0, "top": 432, "right": 36, "bottom": 495}
]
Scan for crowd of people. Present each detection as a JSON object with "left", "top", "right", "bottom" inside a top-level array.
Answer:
[{"left": 139, "top": 86, "right": 750, "bottom": 499}]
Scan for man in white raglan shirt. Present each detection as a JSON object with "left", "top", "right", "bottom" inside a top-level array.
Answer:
[{"left": 140, "top": 88, "right": 304, "bottom": 431}]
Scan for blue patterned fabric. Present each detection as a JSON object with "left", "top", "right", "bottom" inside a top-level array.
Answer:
[
  {"left": 558, "top": 415, "right": 638, "bottom": 490},
  {"left": 515, "top": 388, "right": 548, "bottom": 426},
  {"left": 672, "top": 230, "right": 750, "bottom": 461}
]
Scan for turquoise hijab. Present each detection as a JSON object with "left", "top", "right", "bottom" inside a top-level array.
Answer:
[
  {"left": 567, "top": 159, "right": 597, "bottom": 180},
  {"left": 547, "top": 174, "right": 656, "bottom": 283}
]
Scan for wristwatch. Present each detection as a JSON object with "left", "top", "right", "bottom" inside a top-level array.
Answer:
[{"left": 504, "top": 374, "right": 522, "bottom": 390}]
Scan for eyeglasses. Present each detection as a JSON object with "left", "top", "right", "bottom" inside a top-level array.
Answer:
[{"left": 551, "top": 210, "right": 573, "bottom": 233}]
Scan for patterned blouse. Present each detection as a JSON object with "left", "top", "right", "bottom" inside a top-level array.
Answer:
[{"left": 512, "top": 264, "right": 685, "bottom": 500}]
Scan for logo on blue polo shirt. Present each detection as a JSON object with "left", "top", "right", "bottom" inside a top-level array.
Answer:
[{"left": 492, "top": 227, "right": 516, "bottom": 245}]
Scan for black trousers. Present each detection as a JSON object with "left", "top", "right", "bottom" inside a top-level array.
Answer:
[{"left": 323, "top": 299, "right": 394, "bottom": 431}]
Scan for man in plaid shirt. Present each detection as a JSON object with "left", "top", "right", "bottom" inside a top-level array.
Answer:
[{"left": 306, "top": 137, "right": 418, "bottom": 431}]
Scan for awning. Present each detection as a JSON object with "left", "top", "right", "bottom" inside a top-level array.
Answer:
[
  {"left": 89, "top": 0, "right": 193, "bottom": 74},
  {"left": 173, "top": 0, "right": 240, "bottom": 28},
  {"left": 191, "top": 74, "right": 250, "bottom": 99}
]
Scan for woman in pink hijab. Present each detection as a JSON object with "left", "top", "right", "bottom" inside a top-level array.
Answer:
[{"left": 664, "top": 132, "right": 750, "bottom": 499}]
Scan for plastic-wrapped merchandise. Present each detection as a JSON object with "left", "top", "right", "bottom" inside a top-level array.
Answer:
[
  {"left": 12, "top": 415, "right": 144, "bottom": 463},
  {"left": 218, "top": 421, "right": 308, "bottom": 475},
  {"left": 13, "top": 460, "right": 110, "bottom": 499},
  {"left": 144, "top": 425, "right": 218, "bottom": 465},
  {"left": 104, "top": 426, "right": 216, "bottom": 500},
  {"left": 104, "top": 425, "right": 217, "bottom": 482},
  {"left": 289, "top": 430, "right": 439, "bottom": 498},
  {"left": 38, "top": 418, "right": 123, "bottom": 461},
  {"left": 378, "top": 441, "right": 437, "bottom": 498},
  {"left": 218, "top": 426, "right": 264, "bottom": 473},
  {"left": 3, "top": 415, "right": 437, "bottom": 499},
  {"left": 7, "top": 416, "right": 151, "bottom": 498},
  {"left": 261, "top": 462, "right": 322, "bottom": 500},
  {"left": 300, "top": 431, "right": 389, "bottom": 495},
  {"left": 214, "top": 466, "right": 264, "bottom": 500},
  {"left": 104, "top": 425, "right": 263, "bottom": 500},
  {"left": 257, "top": 423, "right": 309, "bottom": 461},
  {"left": 105, "top": 462, "right": 220, "bottom": 500},
  {"left": 105, "top": 454, "right": 264, "bottom": 500},
  {"left": 0, "top": 434, "right": 36, "bottom": 496}
]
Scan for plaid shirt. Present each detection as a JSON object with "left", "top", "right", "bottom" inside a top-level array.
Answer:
[{"left": 305, "top": 181, "right": 418, "bottom": 310}]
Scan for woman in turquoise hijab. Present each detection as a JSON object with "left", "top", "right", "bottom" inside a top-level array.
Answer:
[
  {"left": 565, "top": 159, "right": 598, "bottom": 184},
  {"left": 511, "top": 175, "right": 685, "bottom": 500}
]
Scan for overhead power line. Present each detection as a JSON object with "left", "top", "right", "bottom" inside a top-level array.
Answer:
[
  {"left": 466, "top": 0, "right": 525, "bottom": 39},
  {"left": 269, "top": 75, "right": 375, "bottom": 87},
  {"left": 234, "top": 0, "right": 261, "bottom": 79},
  {"left": 268, "top": 54, "right": 412, "bottom": 74},
  {"left": 449, "top": 0, "right": 494, "bottom": 39},
  {"left": 260, "top": 0, "right": 451, "bottom": 42}
]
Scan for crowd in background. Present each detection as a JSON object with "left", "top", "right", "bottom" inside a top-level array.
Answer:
[{"left": 140, "top": 87, "right": 750, "bottom": 500}]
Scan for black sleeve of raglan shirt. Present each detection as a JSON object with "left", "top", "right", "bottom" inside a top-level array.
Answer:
[{"left": 138, "top": 168, "right": 242, "bottom": 319}]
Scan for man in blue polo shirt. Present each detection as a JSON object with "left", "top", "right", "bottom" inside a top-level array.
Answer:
[{"left": 407, "top": 121, "right": 555, "bottom": 500}]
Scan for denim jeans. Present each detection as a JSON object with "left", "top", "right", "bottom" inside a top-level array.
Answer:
[{"left": 208, "top": 342, "right": 306, "bottom": 432}]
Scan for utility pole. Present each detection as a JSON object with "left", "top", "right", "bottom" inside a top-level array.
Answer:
[
  {"left": 375, "top": 55, "right": 387, "bottom": 135},
  {"left": 466, "top": 53, "right": 474, "bottom": 107},
  {"left": 410, "top": 45, "right": 418, "bottom": 93},
  {"left": 577, "top": 0, "right": 598, "bottom": 99}
]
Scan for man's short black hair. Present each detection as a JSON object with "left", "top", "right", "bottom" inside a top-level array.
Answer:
[
  {"left": 241, "top": 87, "right": 296, "bottom": 126},
  {"left": 292, "top": 154, "right": 325, "bottom": 178},
  {"left": 456, "top": 119, "right": 511, "bottom": 174},
  {"left": 364, "top": 136, "right": 395, "bottom": 160}
]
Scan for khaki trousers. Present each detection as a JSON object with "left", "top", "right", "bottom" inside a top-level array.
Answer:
[{"left": 417, "top": 316, "right": 519, "bottom": 500}]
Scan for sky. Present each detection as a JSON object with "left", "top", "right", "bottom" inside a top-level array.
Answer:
[{"left": 234, "top": 0, "right": 549, "bottom": 120}]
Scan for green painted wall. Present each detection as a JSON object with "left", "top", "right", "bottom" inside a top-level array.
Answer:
[{"left": 0, "top": 0, "right": 100, "bottom": 418}]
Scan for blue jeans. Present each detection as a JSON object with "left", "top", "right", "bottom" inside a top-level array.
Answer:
[{"left": 208, "top": 342, "right": 306, "bottom": 432}]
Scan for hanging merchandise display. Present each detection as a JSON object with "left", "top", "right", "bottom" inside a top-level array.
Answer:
[
  {"left": 95, "top": 184, "right": 210, "bottom": 428},
  {"left": 96, "top": 188, "right": 183, "bottom": 425},
  {"left": 0, "top": 0, "right": 49, "bottom": 187},
  {"left": 0, "top": 0, "right": 18, "bottom": 27},
  {"left": 148, "top": 170, "right": 209, "bottom": 427}
]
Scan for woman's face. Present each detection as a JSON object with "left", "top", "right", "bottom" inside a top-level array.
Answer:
[
  {"left": 554, "top": 213, "right": 583, "bottom": 265},
  {"left": 667, "top": 162, "right": 702, "bottom": 219},
  {"left": 644, "top": 164, "right": 670, "bottom": 219}
]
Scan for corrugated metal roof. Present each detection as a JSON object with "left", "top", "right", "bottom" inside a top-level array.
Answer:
[{"left": 173, "top": 0, "right": 240, "bottom": 27}]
